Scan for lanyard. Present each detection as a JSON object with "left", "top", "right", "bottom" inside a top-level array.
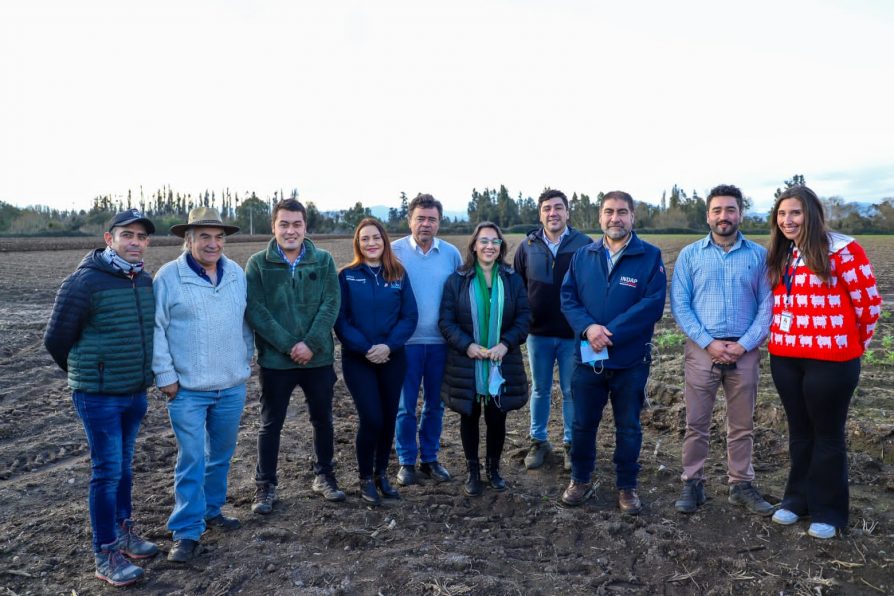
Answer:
[{"left": 782, "top": 243, "right": 801, "bottom": 304}]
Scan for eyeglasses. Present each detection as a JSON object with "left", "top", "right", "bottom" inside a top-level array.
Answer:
[{"left": 477, "top": 238, "right": 503, "bottom": 246}]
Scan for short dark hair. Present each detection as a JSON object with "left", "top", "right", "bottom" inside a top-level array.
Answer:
[
  {"left": 538, "top": 188, "right": 568, "bottom": 209},
  {"left": 600, "top": 191, "right": 634, "bottom": 212},
  {"left": 271, "top": 198, "right": 306, "bottom": 224},
  {"left": 706, "top": 184, "right": 744, "bottom": 211},
  {"left": 408, "top": 193, "right": 443, "bottom": 219}
]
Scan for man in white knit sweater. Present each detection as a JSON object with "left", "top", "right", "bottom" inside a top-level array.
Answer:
[{"left": 153, "top": 208, "right": 254, "bottom": 563}]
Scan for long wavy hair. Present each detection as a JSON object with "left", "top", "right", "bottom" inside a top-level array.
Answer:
[
  {"left": 342, "top": 217, "right": 404, "bottom": 282},
  {"left": 767, "top": 185, "right": 831, "bottom": 284},
  {"left": 458, "top": 221, "right": 507, "bottom": 274}
]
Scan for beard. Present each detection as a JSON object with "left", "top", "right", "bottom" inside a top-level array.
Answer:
[
  {"left": 710, "top": 221, "right": 739, "bottom": 237},
  {"left": 603, "top": 225, "right": 630, "bottom": 240}
]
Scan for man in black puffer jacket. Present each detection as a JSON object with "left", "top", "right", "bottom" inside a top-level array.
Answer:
[{"left": 44, "top": 210, "right": 158, "bottom": 588}]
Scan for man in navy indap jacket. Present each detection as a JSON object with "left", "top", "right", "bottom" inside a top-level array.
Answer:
[{"left": 559, "top": 191, "right": 667, "bottom": 514}]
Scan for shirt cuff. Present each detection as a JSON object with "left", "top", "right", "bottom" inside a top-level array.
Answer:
[{"left": 155, "top": 371, "right": 179, "bottom": 388}]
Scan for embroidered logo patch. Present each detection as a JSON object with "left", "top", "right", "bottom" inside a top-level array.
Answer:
[{"left": 620, "top": 276, "right": 638, "bottom": 288}]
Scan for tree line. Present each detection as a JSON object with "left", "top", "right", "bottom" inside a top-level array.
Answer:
[{"left": 1, "top": 176, "right": 893, "bottom": 236}]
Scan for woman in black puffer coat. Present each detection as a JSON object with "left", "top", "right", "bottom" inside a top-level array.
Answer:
[{"left": 439, "top": 222, "right": 530, "bottom": 496}]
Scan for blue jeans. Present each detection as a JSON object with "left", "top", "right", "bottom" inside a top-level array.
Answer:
[
  {"left": 526, "top": 334, "right": 576, "bottom": 445},
  {"left": 167, "top": 384, "right": 245, "bottom": 541},
  {"left": 72, "top": 391, "right": 148, "bottom": 553},
  {"left": 570, "top": 362, "right": 649, "bottom": 489},
  {"left": 395, "top": 344, "right": 447, "bottom": 465}
]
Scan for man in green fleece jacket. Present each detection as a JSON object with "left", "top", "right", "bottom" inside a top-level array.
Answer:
[{"left": 246, "top": 199, "right": 344, "bottom": 512}]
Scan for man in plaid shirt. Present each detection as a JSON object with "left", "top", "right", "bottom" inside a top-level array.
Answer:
[{"left": 670, "top": 184, "right": 774, "bottom": 516}]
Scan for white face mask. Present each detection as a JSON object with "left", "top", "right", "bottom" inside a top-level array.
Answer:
[{"left": 488, "top": 365, "right": 505, "bottom": 396}]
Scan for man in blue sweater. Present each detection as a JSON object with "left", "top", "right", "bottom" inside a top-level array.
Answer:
[
  {"left": 560, "top": 191, "right": 667, "bottom": 514},
  {"left": 391, "top": 194, "right": 462, "bottom": 485},
  {"left": 514, "top": 189, "right": 592, "bottom": 471}
]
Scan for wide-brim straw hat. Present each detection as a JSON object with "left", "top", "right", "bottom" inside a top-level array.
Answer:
[{"left": 170, "top": 207, "right": 241, "bottom": 237}]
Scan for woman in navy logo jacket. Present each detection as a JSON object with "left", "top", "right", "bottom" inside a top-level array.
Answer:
[{"left": 335, "top": 218, "right": 418, "bottom": 505}]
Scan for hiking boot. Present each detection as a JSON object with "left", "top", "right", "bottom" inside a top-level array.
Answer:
[
  {"left": 728, "top": 481, "right": 774, "bottom": 516},
  {"left": 95, "top": 544, "right": 144, "bottom": 587},
  {"left": 560, "top": 480, "right": 593, "bottom": 507},
  {"left": 312, "top": 474, "right": 346, "bottom": 502},
  {"left": 359, "top": 477, "right": 381, "bottom": 506},
  {"left": 419, "top": 461, "right": 452, "bottom": 482},
  {"left": 524, "top": 439, "right": 552, "bottom": 470},
  {"left": 618, "top": 489, "right": 642, "bottom": 515},
  {"left": 205, "top": 514, "right": 240, "bottom": 530},
  {"left": 114, "top": 519, "right": 159, "bottom": 559},
  {"left": 252, "top": 483, "right": 276, "bottom": 515},
  {"left": 375, "top": 473, "right": 400, "bottom": 499},
  {"left": 675, "top": 479, "right": 706, "bottom": 514},
  {"left": 464, "top": 460, "right": 483, "bottom": 497},
  {"left": 562, "top": 443, "right": 572, "bottom": 472},
  {"left": 485, "top": 457, "right": 507, "bottom": 492},
  {"left": 167, "top": 538, "right": 200, "bottom": 563},
  {"left": 396, "top": 464, "right": 418, "bottom": 486}
]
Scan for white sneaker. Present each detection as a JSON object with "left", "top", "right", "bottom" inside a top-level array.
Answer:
[
  {"left": 808, "top": 523, "right": 836, "bottom": 539},
  {"left": 772, "top": 508, "right": 799, "bottom": 525}
]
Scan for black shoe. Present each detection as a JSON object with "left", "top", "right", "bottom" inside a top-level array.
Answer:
[
  {"left": 728, "top": 481, "right": 774, "bottom": 516},
  {"left": 205, "top": 514, "right": 240, "bottom": 530},
  {"left": 485, "top": 457, "right": 507, "bottom": 492},
  {"left": 419, "top": 460, "right": 452, "bottom": 483},
  {"left": 464, "top": 460, "right": 483, "bottom": 497},
  {"left": 359, "top": 478, "right": 381, "bottom": 506},
  {"left": 675, "top": 479, "right": 706, "bottom": 514},
  {"left": 396, "top": 465, "right": 418, "bottom": 487},
  {"left": 375, "top": 473, "right": 400, "bottom": 499},
  {"left": 167, "top": 539, "right": 200, "bottom": 563},
  {"left": 312, "top": 474, "right": 347, "bottom": 502}
]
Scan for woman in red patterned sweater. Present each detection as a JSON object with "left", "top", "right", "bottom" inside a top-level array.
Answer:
[{"left": 766, "top": 186, "right": 881, "bottom": 539}]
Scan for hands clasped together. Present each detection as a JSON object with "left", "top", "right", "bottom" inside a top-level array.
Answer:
[{"left": 466, "top": 342, "right": 508, "bottom": 362}]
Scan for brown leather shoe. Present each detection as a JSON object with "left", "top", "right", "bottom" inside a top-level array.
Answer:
[
  {"left": 560, "top": 480, "right": 593, "bottom": 507},
  {"left": 618, "top": 489, "right": 642, "bottom": 515}
]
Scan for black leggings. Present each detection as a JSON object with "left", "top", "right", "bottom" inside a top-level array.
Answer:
[
  {"left": 770, "top": 355, "right": 860, "bottom": 528},
  {"left": 459, "top": 399, "right": 507, "bottom": 461},
  {"left": 341, "top": 350, "right": 407, "bottom": 478}
]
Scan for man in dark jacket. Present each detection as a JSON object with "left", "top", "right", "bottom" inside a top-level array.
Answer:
[
  {"left": 559, "top": 192, "right": 667, "bottom": 514},
  {"left": 44, "top": 210, "right": 159, "bottom": 587},
  {"left": 513, "top": 189, "right": 592, "bottom": 471}
]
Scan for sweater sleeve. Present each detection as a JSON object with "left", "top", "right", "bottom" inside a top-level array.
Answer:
[
  {"left": 44, "top": 270, "right": 91, "bottom": 372},
  {"left": 151, "top": 268, "right": 179, "bottom": 388},
  {"left": 385, "top": 274, "right": 419, "bottom": 351},
  {"left": 244, "top": 254, "right": 300, "bottom": 354},
  {"left": 840, "top": 241, "right": 882, "bottom": 348},
  {"left": 302, "top": 253, "right": 341, "bottom": 356}
]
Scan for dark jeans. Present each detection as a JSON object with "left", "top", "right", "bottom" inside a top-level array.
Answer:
[
  {"left": 770, "top": 355, "right": 860, "bottom": 528},
  {"left": 341, "top": 350, "right": 407, "bottom": 478},
  {"left": 71, "top": 391, "right": 147, "bottom": 553},
  {"left": 256, "top": 365, "right": 337, "bottom": 485},
  {"left": 570, "top": 362, "right": 649, "bottom": 488},
  {"left": 460, "top": 399, "right": 508, "bottom": 461}
]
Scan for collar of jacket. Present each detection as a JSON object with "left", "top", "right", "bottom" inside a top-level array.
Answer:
[
  {"left": 459, "top": 262, "right": 513, "bottom": 278},
  {"left": 264, "top": 237, "right": 319, "bottom": 265},
  {"left": 586, "top": 231, "right": 644, "bottom": 257},
  {"left": 524, "top": 225, "right": 579, "bottom": 246}
]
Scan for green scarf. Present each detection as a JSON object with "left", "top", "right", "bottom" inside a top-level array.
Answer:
[{"left": 470, "top": 263, "right": 505, "bottom": 402}]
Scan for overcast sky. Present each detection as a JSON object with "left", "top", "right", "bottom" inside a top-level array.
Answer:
[{"left": 2, "top": 0, "right": 892, "bottom": 215}]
